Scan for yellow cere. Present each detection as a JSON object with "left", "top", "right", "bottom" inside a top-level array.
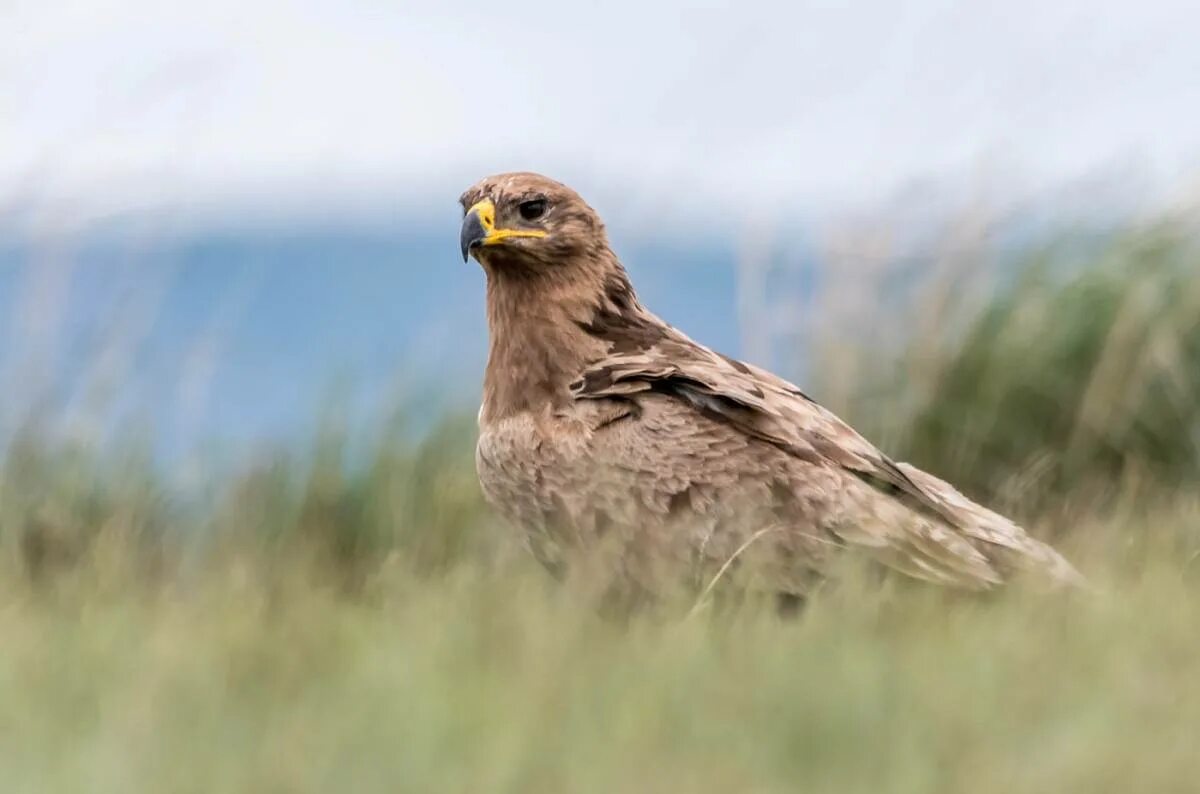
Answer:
[{"left": 467, "top": 199, "right": 547, "bottom": 245}]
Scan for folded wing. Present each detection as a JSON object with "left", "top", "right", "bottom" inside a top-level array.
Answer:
[{"left": 571, "top": 327, "right": 1083, "bottom": 589}]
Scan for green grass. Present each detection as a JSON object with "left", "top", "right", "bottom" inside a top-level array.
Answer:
[
  {"left": 2, "top": 527, "right": 1199, "bottom": 794},
  {"left": 896, "top": 223, "right": 1200, "bottom": 510},
  {"left": 2, "top": 222, "right": 1199, "bottom": 792}
]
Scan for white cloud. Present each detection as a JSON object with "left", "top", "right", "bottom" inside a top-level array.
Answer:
[{"left": 3, "top": 0, "right": 1199, "bottom": 226}]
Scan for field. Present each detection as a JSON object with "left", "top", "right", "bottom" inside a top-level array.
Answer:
[{"left": 2, "top": 220, "right": 1198, "bottom": 792}]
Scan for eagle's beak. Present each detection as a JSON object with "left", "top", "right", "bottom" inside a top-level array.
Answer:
[
  {"left": 460, "top": 204, "right": 488, "bottom": 262},
  {"left": 460, "top": 198, "right": 547, "bottom": 262}
]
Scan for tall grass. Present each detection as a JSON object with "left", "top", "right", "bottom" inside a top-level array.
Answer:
[
  {"left": 1, "top": 215, "right": 1199, "bottom": 792},
  {"left": 3, "top": 555, "right": 1199, "bottom": 794},
  {"left": 898, "top": 223, "right": 1200, "bottom": 512},
  {"left": 803, "top": 220, "right": 1200, "bottom": 525}
]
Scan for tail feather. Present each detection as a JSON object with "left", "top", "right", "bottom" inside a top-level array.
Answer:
[{"left": 896, "top": 462, "right": 1087, "bottom": 589}]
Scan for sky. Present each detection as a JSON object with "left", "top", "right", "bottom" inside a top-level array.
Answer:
[
  {"left": 4, "top": 0, "right": 1200, "bottom": 230},
  {"left": 2, "top": 0, "right": 1200, "bottom": 455}
]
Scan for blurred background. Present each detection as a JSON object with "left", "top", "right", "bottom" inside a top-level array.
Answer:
[
  {"left": 4, "top": 4, "right": 1200, "bottom": 791},
  {"left": 5, "top": 0, "right": 1199, "bottom": 457}
]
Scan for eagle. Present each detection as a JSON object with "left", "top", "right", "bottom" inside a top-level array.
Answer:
[{"left": 459, "top": 172, "right": 1082, "bottom": 605}]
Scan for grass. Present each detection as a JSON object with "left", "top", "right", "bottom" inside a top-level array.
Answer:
[
  {"left": 897, "top": 223, "right": 1200, "bottom": 510},
  {"left": 2, "top": 529, "right": 1199, "bottom": 794},
  {"left": 1, "top": 219, "right": 1199, "bottom": 792}
]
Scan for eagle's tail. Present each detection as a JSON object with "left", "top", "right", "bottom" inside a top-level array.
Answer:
[{"left": 895, "top": 462, "right": 1087, "bottom": 590}]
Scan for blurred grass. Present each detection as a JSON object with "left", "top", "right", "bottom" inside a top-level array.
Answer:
[
  {"left": 897, "top": 222, "right": 1200, "bottom": 513},
  {"left": 1, "top": 526, "right": 1198, "bottom": 794},
  {"left": 2, "top": 219, "right": 1199, "bottom": 792},
  {"left": 0, "top": 550, "right": 1197, "bottom": 793}
]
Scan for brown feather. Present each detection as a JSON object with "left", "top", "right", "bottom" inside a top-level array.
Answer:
[{"left": 464, "top": 172, "right": 1084, "bottom": 598}]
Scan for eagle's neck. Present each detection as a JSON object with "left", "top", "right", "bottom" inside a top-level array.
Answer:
[{"left": 480, "top": 252, "right": 653, "bottom": 424}]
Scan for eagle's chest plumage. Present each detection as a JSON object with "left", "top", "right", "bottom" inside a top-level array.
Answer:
[
  {"left": 475, "top": 407, "right": 637, "bottom": 529},
  {"left": 475, "top": 412, "right": 570, "bottom": 534},
  {"left": 475, "top": 409, "right": 624, "bottom": 574},
  {"left": 474, "top": 398, "right": 836, "bottom": 594}
]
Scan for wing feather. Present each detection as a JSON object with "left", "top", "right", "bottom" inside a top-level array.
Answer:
[{"left": 571, "top": 329, "right": 1082, "bottom": 588}]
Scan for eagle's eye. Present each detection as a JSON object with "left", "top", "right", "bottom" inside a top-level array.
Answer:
[{"left": 518, "top": 199, "right": 547, "bottom": 221}]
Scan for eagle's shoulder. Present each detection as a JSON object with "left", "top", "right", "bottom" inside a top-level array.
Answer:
[{"left": 570, "top": 328, "right": 938, "bottom": 517}]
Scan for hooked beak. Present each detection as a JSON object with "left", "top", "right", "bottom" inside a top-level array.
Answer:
[
  {"left": 459, "top": 198, "right": 547, "bottom": 262},
  {"left": 460, "top": 206, "right": 487, "bottom": 262}
]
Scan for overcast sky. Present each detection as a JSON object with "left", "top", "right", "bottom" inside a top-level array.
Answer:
[{"left": 5, "top": 0, "right": 1200, "bottom": 227}]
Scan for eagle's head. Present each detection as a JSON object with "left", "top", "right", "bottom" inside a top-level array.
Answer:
[{"left": 458, "top": 172, "right": 607, "bottom": 270}]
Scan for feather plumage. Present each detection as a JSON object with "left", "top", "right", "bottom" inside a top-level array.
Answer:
[{"left": 461, "top": 172, "right": 1083, "bottom": 599}]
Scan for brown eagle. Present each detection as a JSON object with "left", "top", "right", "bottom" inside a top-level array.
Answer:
[{"left": 459, "top": 172, "right": 1082, "bottom": 603}]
